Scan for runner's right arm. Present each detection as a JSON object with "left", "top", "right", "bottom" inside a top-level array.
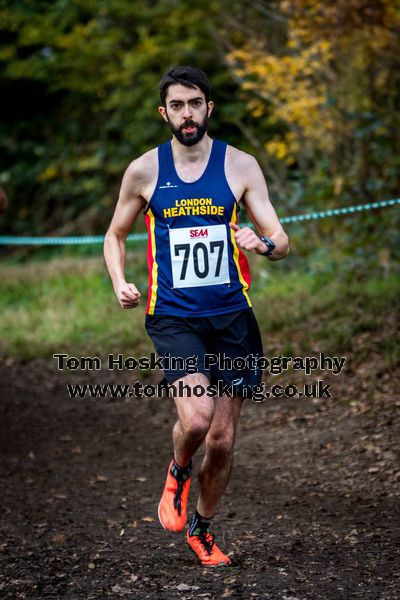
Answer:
[{"left": 104, "top": 160, "right": 147, "bottom": 309}]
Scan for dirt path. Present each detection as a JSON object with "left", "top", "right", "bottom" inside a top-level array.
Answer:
[{"left": 0, "top": 358, "right": 399, "bottom": 599}]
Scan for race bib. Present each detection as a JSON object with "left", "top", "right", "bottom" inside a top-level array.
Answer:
[{"left": 169, "top": 224, "right": 230, "bottom": 289}]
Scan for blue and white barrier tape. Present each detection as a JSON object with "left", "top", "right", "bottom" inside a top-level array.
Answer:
[{"left": 0, "top": 198, "right": 398, "bottom": 246}]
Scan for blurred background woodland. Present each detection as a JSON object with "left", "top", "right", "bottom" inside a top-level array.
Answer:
[{"left": 1, "top": 0, "right": 399, "bottom": 234}]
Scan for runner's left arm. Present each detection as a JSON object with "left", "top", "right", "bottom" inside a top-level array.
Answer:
[{"left": 229, "top": 156, "right": 289, "bottom": 261}]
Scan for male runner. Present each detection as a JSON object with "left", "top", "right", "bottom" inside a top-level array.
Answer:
[{"left": 104, "top": 66, "right": 289, "bottom": 566}]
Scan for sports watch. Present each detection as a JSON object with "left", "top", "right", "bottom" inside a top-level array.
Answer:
[{"left": 259, "top": 235, "right": 276, "bottom": 256}]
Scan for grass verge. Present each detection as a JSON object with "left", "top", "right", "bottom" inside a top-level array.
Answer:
[{"left": 0, "top": 253, "right": 398, "bottom": 376}]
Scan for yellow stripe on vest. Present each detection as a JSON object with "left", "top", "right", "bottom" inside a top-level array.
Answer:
[
  {"left": 230, "top": 204, "right": 252, "bottom": 308},
  {"left": 147, "top": 209, "right": 159, "bottom": 315}
]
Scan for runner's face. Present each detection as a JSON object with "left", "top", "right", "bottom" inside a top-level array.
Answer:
[{"left": 159, "top": 84, "right": 213, "bottom": 146}]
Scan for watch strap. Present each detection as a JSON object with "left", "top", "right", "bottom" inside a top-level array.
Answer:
[{"left": 259, "top": 235, "right": 276, "bottom": 256}]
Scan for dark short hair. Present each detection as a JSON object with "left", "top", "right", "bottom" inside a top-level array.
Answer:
[{"left": 159, "top": 66, "right": 211, "bottom": 106}]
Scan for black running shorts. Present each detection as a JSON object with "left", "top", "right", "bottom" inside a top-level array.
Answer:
[{"left": 145, "top": 308, "right": 263, "bottom": 398}]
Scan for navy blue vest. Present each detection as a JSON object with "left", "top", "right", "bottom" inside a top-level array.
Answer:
[{"left": 144, "top": 138, "right": 252, "bottom": 316}]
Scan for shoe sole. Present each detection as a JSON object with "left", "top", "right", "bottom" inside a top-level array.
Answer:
[{"left": 158, "top": 499, "right": 166, "bottom": 530}]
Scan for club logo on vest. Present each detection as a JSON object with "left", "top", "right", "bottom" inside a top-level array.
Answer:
[{"left": 159, "top": 181, "right": 179, "bottom": 189}]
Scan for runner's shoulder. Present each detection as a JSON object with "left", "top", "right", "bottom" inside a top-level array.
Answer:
[
  {"left": 226, "top": 144, "right": 259, "bottom": 170},
  {"left": 124, "top": 148, "right": 158, "bottom": 189},
  {"left": 225, "top": 144, "right": 259, "bottom": 179}
]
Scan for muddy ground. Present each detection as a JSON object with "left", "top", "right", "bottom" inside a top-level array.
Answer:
[{"left": 0, "top": 357, "right": 399, "bottom": 599}]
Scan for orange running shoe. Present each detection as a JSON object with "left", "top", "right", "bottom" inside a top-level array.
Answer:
[
  {"left": 158, "top": 459, "right": 191, "bottom": 532},
  {"left": 186, "top": 528, "right": 231, "bottom": 566}
]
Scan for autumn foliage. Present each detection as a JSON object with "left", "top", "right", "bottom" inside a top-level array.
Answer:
[{"left": 0, "top": 0, "right": 399, "bottom": 237}]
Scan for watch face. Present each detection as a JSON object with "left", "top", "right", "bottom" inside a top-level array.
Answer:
[
  {"left": 262, "top": 237, "right": 276, "bottom": 250},
  {"left": 260, "top": 236, "right": 276, "bottom": 255}
]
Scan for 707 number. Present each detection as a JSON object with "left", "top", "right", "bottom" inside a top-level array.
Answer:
[{"left": 174, "top": 241, "right": 224, "bottom": 280}]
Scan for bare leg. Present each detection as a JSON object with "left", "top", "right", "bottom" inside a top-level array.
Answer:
[
  {"left": 172, "top": 373, "right": 215, "bottom": 467},
  {"left": 157, "top": 373, "right": 216, "bottom": 533},
  {"left": 197, "top": 395, "right": 243, "bottom": 517}
]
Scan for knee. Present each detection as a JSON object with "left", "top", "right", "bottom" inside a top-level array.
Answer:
[
  {"left": 183, "top": 415, "right": 211, "bottom": 441},
  {"left": 206, "top": 430, "right": 235, "bottom": 459}
]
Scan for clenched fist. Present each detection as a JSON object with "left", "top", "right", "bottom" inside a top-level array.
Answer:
[
  {"left": 229, "top": 222, "right": 266, "bottom": 254},
  {"left": 114, "top": 281, "right": 141, "bottom": 309}
]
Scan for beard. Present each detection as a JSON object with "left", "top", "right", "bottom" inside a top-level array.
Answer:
[{"left": 166, "top": 113, "right": 208, "bottom": 146}]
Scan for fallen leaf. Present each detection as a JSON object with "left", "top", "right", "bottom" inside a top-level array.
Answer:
[
  {"left": 106, "top": 519, "right": 119, "bottom": 528},
  {"left": 176, "top": 583, "right": 191, "bottom": 591},
  {"left": 141, "top": 516, "right": 155, "bottom": 523},
  {"left": 127, "top": 521, "right": 138, "bottom": 528},
  {"left": 111, "top": 585, "right": 130, "bottom": 595}
]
